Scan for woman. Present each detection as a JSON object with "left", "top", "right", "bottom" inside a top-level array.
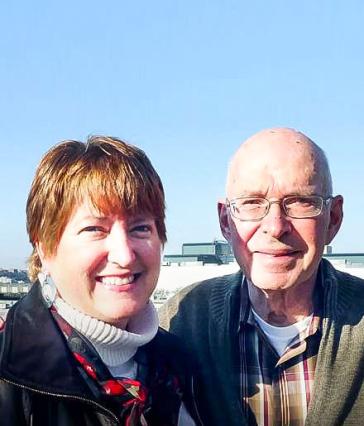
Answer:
[{"left": 0, "top": 136, "right": 200, "bottom": 425}]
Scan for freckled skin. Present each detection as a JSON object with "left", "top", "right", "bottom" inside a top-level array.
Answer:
[{"left": 219, "top": 128, "right": 343, "bottom": 325}]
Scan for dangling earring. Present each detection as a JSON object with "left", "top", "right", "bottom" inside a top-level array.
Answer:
[{"left": 38, "top": 271, "right": 57, "bottom": 308}]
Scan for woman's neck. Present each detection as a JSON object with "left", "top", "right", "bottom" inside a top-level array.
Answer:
[{"left": 53, "top": 297, "right": 159, "bottom": 366}]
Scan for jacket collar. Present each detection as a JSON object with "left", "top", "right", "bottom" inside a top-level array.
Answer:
[
  {"left": 0, "top": 282, "right": 93, "bottom": 398},
  {"left": 209, "top": 270, "right": 242, "bottom": 331}
]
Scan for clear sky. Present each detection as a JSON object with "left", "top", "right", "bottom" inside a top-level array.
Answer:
[{"left": 1, "top": 1, "right": 363, "bottom": 268}]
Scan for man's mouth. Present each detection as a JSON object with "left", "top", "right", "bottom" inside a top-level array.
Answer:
[
  {"left": 254, "top": 249, "right": 300, "bottom": 257},
  {"left": 260, "top": 250, "right": 296, "bottom": 255}
]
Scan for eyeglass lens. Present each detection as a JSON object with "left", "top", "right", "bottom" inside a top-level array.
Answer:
[{"left": 230, "top": 196, "right": 324, "bottom": 220}]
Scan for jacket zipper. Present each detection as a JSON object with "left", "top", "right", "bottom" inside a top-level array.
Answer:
[
  {"left": 1, "top": 376, "right": 121, "bottom": 425},
  {"left": 191, "top": 375, "right": 204, "bottom": 426}
]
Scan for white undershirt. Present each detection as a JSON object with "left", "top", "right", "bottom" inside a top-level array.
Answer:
[{"left": 252, "top": 308, "right": 313, "bottom": 356}]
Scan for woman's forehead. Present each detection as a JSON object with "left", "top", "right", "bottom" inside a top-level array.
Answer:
[{"left": 72, "top": 197, "right": 152, "bottom": 218}]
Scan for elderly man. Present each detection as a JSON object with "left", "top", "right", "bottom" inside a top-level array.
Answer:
[{"left": 159, "top": 128, "right": 364, "bottom": 426}]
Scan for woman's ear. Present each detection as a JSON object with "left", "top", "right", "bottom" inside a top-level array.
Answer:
[{"left": 35, "top": 242, "right": 48, "bottom": 270}]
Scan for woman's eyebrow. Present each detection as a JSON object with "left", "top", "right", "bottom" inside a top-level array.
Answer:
[{"left": 76, "top": 214, "right": 110, "bottom": 223}]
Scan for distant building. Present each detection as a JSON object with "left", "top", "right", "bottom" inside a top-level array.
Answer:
[
  {"left": 164, "top": 240, "right": 234, "bottom": 265},
  {"left": 0, "top": 281, "right": 30, "bottom": 299},
  {"left": 324, "top": 245, "right": 333, "bottom": 254},
  {"left": 323, "top": 252, "right": 364, "bottom": 268}
]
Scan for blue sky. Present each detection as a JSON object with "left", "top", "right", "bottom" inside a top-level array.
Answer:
[{"left": 1, "top": 1, "right": 363, "bottom": 268}]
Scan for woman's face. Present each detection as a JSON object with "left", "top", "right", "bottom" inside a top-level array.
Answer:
[{"left": 39, "top": 200, "right": 162, "bottom": 328}]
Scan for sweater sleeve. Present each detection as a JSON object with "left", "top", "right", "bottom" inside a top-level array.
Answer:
[{"left": 158, "top": 282, "right": 201, "bottom": 332}]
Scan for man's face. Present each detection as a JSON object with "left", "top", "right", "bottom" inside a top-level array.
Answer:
[{"left": 219, "top": 132, "right": 343, "bottom": 292}]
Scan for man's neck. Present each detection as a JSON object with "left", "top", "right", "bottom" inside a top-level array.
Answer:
[{"left": 247, "top": 278, "right": 316, "bottom": 326}]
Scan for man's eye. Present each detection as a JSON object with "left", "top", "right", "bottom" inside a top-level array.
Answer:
[
  {"left": 287, "top": 197, "right": 313, "bottom": 207},
  {"left": 238, "top": 199, "right": 265, "bottom": 209}
]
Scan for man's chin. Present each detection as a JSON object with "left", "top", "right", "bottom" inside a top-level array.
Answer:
[{"left": 248, "top": 271, "right": 298, "bottom": 292}]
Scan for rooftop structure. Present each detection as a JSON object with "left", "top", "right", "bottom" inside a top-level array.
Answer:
[
  {"left": 323, "top": 252, "right": 364, "bottom": 267},
  {"left": 164, "top": 240, "right": 234, "bottom": 265}
]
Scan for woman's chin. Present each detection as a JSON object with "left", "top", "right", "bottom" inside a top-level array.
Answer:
[{"left": 94, "top": 301, "right": 146, "bottom": 327}]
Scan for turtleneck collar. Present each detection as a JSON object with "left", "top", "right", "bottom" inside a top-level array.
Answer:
[{"left": 53, "top": 297, "right": 159, "bottom": 368}]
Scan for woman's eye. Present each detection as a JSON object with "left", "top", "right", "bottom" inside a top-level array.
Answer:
[
  {"left": 131, "top": 224, "right": 152, "bottom": 235},
  {"left": 81, "top": 226, "right": 106, "bottom": 234}
]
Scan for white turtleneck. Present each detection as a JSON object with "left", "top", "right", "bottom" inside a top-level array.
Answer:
[{"left": 53, "top": 297, "right": 159, "bottom": 378}]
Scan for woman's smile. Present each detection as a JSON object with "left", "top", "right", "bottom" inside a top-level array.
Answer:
[{"left": 95, "top": 273, "right": 143, "bottom": 291}]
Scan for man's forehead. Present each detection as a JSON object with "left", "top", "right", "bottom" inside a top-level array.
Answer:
[
  {"left": 228, "top": 166, "right": 320, "bottom": 195},
  {"left": 228, "top": 178, "right": 319, "bottom": 198}
]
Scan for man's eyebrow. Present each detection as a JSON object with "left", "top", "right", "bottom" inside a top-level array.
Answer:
[
  {"left": 286, "top": 189, "right": 318, "bottom": 196},
  {"left": 233, "top": 191, "right": 266, "bottom": 197}
]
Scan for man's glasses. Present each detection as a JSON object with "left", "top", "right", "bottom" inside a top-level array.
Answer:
[{"left": 226, "top": 195, "right": 333, "bottom": 221}]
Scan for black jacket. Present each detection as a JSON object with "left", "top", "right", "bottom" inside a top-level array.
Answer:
[{"left": 0, "top": 283, "right": 201, "bottom": 425}]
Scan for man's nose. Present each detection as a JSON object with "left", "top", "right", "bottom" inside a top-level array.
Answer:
[
  {"left": 107, "top": 228, "right": 136, "bottom": 266},
  {"left": 260, "top": 201, "right": 292, "bottom": 238}
]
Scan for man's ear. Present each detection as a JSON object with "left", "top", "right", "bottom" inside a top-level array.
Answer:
[
  {"left": 218, "top": 200, "right": 232, "bottom": 242},
  {"left": 325, "top": 195, "right": 344, "bottom": 244}
]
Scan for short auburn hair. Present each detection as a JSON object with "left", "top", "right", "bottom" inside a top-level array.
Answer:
[{"left": 27, "top": 136, "right": 166, "bottom": 282}]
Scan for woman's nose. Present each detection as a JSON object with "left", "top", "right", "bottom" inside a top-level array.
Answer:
[{"left": 107, "top": 229, "right": 136, "bottom": 266}]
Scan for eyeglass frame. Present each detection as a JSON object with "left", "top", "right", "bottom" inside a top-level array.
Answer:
[{"left": 226, "top": 195, "right": 334, "bottom": 222}]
